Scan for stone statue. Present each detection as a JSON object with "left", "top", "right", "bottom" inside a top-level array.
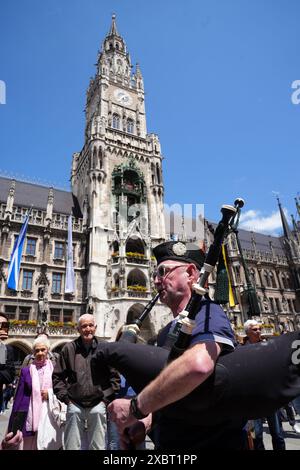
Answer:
[{"left": 37, "top": 286, "right": 49, "bottom": 334}]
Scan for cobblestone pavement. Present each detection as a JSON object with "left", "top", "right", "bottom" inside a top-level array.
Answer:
[{"left": 1, "top": 406, "right": 300, "bottom": 450}]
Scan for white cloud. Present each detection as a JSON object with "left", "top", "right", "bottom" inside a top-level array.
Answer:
[{"left": 239, "top": 208, "right": 287, "bottom": 236}]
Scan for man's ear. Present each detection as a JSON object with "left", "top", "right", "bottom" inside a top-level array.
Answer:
[{"left": 186, "top": 263, "right": 198, "bottom": 281}]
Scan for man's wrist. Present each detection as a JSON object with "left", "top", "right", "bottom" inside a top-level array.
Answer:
[{"left": 130, "top": 396, "right": 148, "bottom": 419}]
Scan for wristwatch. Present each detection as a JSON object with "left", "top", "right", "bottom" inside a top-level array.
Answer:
[{"left": 130, "top": 396, "right": 147, "bottom": 419}]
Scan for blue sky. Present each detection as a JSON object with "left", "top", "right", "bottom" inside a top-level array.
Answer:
[{"left": 0, "top": 0, "right": 299, "bottom": 235}]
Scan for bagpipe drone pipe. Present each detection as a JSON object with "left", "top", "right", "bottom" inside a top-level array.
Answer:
[{"left": 91, "top": 331, "right": 300, "bottom": 425}]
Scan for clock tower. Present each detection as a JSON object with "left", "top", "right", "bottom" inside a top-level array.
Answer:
[{"left": 71, "top": 16, "right": 167, "bottom": 339}]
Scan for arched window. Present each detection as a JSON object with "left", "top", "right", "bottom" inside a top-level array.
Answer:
[
  {"left": 286, "top": 275, "right": 292, "bottom": 289},
  {"left": 264, "top": 271, "right": 270, "bottom": 287},
  {"left": 275, "top": 298, "right": 281, "bottom": 312},
  {"left": 127, "top": 118, "right": 134, "bottom": 134},
  {"left": 270, "top": 271, "right": 276, "bottom": 288},
  {"left": 113, "top": 273, "right": 120, "bottom": 288},
  {"left": 234, "top": 265, "right": 241, "bottom": 284},
  {"left": 127, "top": 269, "right": 147, "bottom": 289},
  {"left": 156, "top": 163, "right": 161, "bottom": 184},
  {"left": 250, "top": 269, "right": 256, "bottom": 285},
  {"left": 98, "top": 148, "right": 103, "bottom": 169},
  {"left": 112, "top": 114, "right": 120, "bottom": 129}
]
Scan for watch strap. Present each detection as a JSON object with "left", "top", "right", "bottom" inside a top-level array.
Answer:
[{"left": 130, "top": 396, "right": 147, "bottom": 419}]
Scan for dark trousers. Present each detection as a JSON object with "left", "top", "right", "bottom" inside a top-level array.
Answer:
[{"left": 254, "top": 413, "right": 285, "bottom": 450}]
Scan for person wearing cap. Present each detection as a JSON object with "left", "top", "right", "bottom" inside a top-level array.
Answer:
[{"left": 108, "top": 241, "right": 246, "bottom": 450}]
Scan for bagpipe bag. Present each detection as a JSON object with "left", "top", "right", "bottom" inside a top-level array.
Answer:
[{"left": 92, "top": 331, "right": 300, "bottom": 424}]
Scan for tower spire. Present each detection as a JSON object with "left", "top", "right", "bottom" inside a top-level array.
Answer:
[
  {"left": 277, "top": 197, "right": 292, "bottom": 239},
  {"left": 295, "top": 196, "right": 300, "bottom": 217},
  {"left": 109, "top": 14, "right": 119, "bottom": 36},
  {"left": 291, "top": 214, "right": 299, "bottom": 233}
]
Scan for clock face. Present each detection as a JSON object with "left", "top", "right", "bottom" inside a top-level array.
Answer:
[{"left": 114, "top": 89, "right": 132, "bottom": 106}]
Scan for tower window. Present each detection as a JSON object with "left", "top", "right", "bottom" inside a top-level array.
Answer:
[
  {"left": 112, "top": 114, "right": 120, "bottom": 130},
  {"left": 127, "top": 119, "right": 134, "bottom": 134},
  {"left": 54, "top": 241, "right": 64, "bottom": 259},
  {"left": 26, "top": 238, "right": 36, "bottom": 256},
  {"left": 22, "top": 270, "right": 33, "bottom": 290},
  {"left": 19, "top": 307, "right": 30, "bottom": 321},
  {"left": 52, "top": 273, "right": 62, "bottom": 294}
]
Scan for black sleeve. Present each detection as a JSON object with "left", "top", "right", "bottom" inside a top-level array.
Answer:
[
  {"left": 109, "top": 367, "right": 121, "bottom": 393},
  {"left": 52, "top": 347, "right": 71, "bottom": 405},
  {"left": 0, "top": 345, "right": 15, "bottom": 385}
]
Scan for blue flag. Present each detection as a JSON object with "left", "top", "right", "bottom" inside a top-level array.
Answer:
[{"left": 7, "top": 212, "right": 30, "bottom": 290}]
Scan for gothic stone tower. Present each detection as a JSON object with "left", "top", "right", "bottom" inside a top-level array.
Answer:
[{"left": 71, "top": 16, "right": 167, "bottom": 340}]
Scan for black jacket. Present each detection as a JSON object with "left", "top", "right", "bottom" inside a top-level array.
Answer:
[
  {"left": 0, "top": 343, "right": 15, "bottom": 403},
  {"left": 52, "top": 336, "right": 120, "bottom": 408}
]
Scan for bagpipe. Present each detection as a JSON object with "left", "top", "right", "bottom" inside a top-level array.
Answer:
[
  {"left": 91, "top": 199, "right": 300, "bottom": 424},
  {"left": 92, "top": 332, "right": 300, "bottom": 424}
]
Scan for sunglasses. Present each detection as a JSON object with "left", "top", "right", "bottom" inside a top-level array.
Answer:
[
  {"left": 0, "top": 322, "right": 9, "bottom": 329},
  {"left": 153, "top": 264, "right": 187, "bottom": 279},
  {"left": 251, "top": 327, "right": 261, "bottom": 331}
]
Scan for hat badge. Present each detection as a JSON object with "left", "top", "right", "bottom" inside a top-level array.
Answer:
[{"left": 172, "top": 242, "right": 187, "bottom": 256}]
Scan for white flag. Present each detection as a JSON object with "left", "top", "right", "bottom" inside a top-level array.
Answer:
[{"left": 65, "top": 215, "right": 75, "bottom": 293}]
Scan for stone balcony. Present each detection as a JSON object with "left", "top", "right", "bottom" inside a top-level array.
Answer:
[
  {"left": 9, "top": 321, "right": 78, "bottom": 337},
  {"left": 109, "top": 288, "right": 151, "bottom": 299},
  {"left": 0, "top": 204, "right": 83, "bottom": 233}
]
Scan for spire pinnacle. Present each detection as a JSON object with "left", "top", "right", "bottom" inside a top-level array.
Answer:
[
  {"left": 109, "top": 14, "right": 119, "bottom": 36},
  {"left": 277, "top": 197, "right": 292, "bottom": 239},
  {"left": 291, "top": 214, "right": 299, "bottom": 233},
  {"left": 295, "top": 196, "right": 300, "bottom": 217}
]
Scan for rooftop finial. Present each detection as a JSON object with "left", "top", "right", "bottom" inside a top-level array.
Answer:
[{"left": 109, "top": 13, "right": 118, "bottom": 36}]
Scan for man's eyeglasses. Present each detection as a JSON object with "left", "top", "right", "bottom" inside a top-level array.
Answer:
[
  {"left": 0, "top": 322, "right": 9, "bottom": 329},
  {"left": 251, "top": 327, "right": 261, "bottom": 331},
  {"left": 153, "top": 264, "right": 186, "bottom": 279}
]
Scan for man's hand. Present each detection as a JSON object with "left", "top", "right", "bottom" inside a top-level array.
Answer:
[
  {"left": 41, "top": 389, "right": 48, "bottom": 401},
  {"left": 108, "top": 398, "right": 137, "bottom": 432},
  {"left": 120, "top": 414, "right": 153, "bottom": 449},
  {"left": 1, "top": 430, "right": 23, "bottom": 450}
]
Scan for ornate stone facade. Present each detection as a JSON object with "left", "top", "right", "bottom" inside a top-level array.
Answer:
[{"left": 0, "top": 16, "right": 299, "bottom": 361}]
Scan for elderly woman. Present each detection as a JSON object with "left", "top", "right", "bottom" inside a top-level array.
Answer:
[{"left": 7, "top": 336, "right": 64, "bottom": 450}]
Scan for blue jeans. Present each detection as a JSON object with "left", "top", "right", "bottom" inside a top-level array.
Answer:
[
  {"left": 293, "top": 396, "right": 300, "bottom": 416},
  {"left": 107, "top": 419, "right": 120, "bottom": 450},
  {"left": 254, "top": 413, "right": 285, "bottom": 450},
  {"left": 64, "top": 401, "right": 107, "bottom": 450}
]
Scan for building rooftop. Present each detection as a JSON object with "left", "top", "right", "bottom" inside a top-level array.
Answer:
[{"left": 0, "top": 176, "right": 82, "bottom": 217}]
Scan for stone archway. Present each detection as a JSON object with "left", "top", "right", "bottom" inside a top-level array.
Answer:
[
  {"left": 51, "top": 340, "right": 72, "bottom": 354},
  {"left": 126, "top": 303, "right": 154, "bottom": 343},
  {"left": 6, "top": 339, "right": 32, "bottom": 368}
]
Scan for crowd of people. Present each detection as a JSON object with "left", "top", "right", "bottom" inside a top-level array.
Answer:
[{"left": 1, "top": 241, "right": 300, "bottom": 451}]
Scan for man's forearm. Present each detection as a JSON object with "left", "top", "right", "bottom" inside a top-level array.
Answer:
[{"left": 137, "top": 342, "right": 220, "bottom": 416}]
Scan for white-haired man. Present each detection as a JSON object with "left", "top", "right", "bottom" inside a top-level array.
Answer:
[
  {"left": 243, "top": 319, "right": 264, "bottom": 344},
  {"left": 53, "top": 314, "right": 119, "bottom": 450}
]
